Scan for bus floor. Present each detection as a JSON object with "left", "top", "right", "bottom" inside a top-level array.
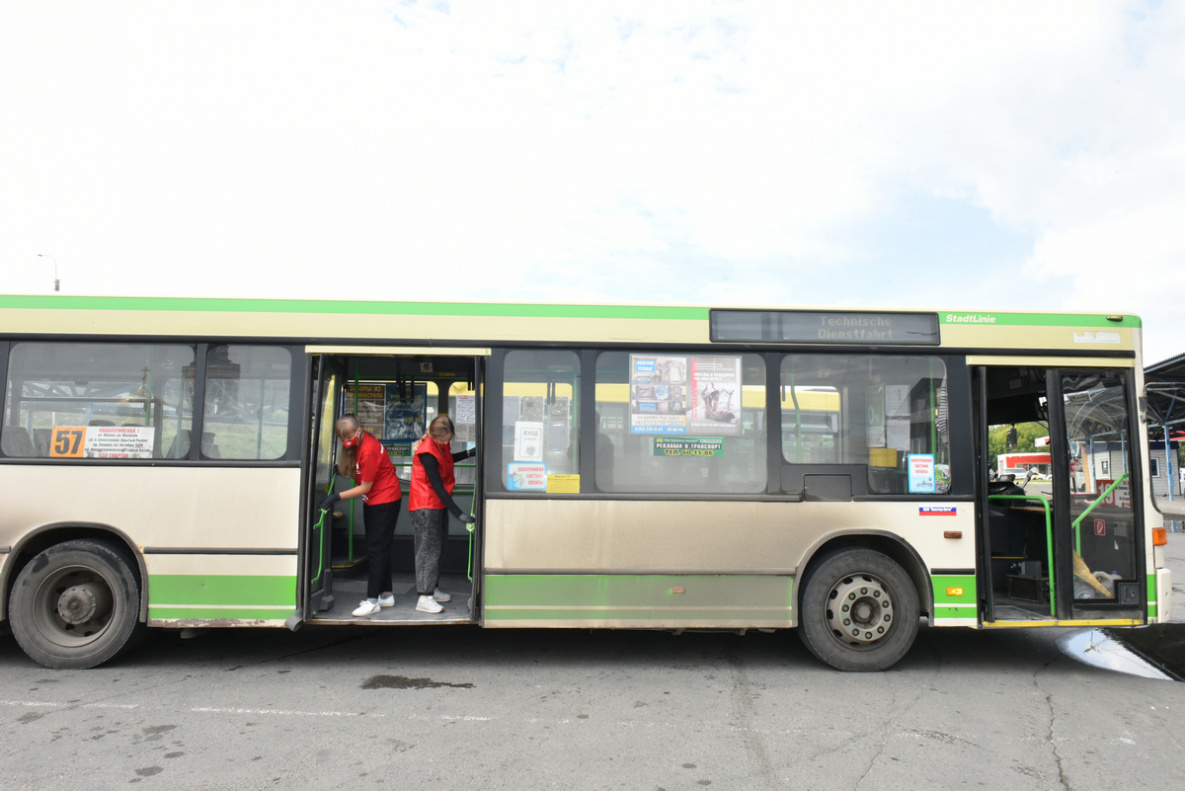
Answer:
[{"left": 312, "top": 572, "right": 473, "bottom": 625}]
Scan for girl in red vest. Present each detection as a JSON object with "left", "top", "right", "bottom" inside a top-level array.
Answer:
[
  {"left": 319, "top": 413, "right": 402, "bottom": 618},
  {"left": 409, "top": 415, "right": 476, "bottom": 613}
]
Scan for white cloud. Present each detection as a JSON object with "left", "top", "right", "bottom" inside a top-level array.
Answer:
[{"left": 1, "top": 1, "right": 1183, "bottom": 358}]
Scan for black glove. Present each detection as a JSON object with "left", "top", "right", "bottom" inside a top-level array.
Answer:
[
  {"left": 459, "top": 514, "right": 475, "bottom": 524},
  {"left": 319, "top": 493, "right": 341, "bottom": 512}
]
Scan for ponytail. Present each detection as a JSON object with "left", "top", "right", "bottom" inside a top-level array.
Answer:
[{"left": 335, "top": 413, "right": 361, "bottom": 477}]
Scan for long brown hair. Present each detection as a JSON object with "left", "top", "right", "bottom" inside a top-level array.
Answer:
[{"left": 335, "top": 413, "right": 361, "bottom": 476}]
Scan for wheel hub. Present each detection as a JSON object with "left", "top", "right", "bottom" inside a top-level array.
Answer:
[
  {"left": 56, "top": 583, "right": 112, "bottom": 626},
  {"left": 827, "top": 575, "right": 893, "bottom": 644}
]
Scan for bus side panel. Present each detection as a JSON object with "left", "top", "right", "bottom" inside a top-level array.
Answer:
[
  {"left": 480, "top": 499, "right": 977, "bottom": 629},
  {"left": 0, "top": 466, "right": 301, "bottom": 626}
]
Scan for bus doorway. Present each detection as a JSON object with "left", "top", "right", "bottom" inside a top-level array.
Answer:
[
  {"left": 301, "top": 348, "right": 486, "bottom": 626},
  {"left": 975, "top": 365, "right": 1144, "bottom": 625}
]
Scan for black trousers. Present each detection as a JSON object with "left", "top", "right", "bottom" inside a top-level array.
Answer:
[{"left": 362, "top": 500, "right": 400, "bottom": 600}]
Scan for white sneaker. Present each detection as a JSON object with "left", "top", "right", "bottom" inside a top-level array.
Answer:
[
  {"left": 352, "top": 599, "right": 380, "bottom": 617},
  {"left": 376, "top": 593, "right": 395, "bottom": 608},
  {"left": 416, "top": 595, "right": 444, "bottom": 614},
  {"left": 433, "top": 588, "right": 452, "bottom": 603}
]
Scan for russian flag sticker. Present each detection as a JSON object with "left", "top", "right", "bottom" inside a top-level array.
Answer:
[{"left": 919, "top": 506, "right": 958, "bottom": 516}]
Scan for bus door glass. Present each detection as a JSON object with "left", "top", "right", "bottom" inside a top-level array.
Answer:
[{"left": 1057, "top": 371, "right": 1141, "bottom": 613}]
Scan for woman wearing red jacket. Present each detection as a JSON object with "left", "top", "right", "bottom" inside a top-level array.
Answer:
[
  {"left": 319, "top": 413, "right": 402, "bottom": 618},
  {"left": 409, "top": 415, "right": 476, "bottom": 613}
]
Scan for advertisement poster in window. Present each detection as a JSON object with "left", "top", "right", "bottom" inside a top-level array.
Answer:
[
  {"left": 385, "top": 383, "right": 427, "bottom": 443},
  {"left": 343, "top": 383, "right": 387, "bottom": 436},
  {"left": 630, "top": 354, "right": 741, "bottom": 436}
]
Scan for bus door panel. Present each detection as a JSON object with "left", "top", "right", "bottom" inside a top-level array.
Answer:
[
  {"left": 305, "top": 354, "right": 345, "bottom": 615},
  {"left": 1052, "top": 369, "right": 1142, "bottom": 617}
]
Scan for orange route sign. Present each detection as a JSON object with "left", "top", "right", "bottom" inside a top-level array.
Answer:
[{"left": 49, "top": 427, "right": 87, "bottom": 458}]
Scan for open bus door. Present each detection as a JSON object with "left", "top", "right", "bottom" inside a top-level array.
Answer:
[
  {"left": 299, "top": 346, "right": 488, "bottom": 625},
  {"left": 976, "top": 365, "right": 1145, "bottom": 625}
]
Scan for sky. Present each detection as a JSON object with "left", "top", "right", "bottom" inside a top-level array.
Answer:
[{"left": 2, "top": 1, "right": 1183, "bottom": 364}]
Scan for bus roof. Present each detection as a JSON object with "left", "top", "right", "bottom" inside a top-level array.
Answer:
[{"left": 0, "top": 294, "right": 1141, "bottom": 354}]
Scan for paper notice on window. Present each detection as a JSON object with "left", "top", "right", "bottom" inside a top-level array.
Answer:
[
  {"left": 514, "top": 421, "right": 544, "bottom": 462},
  {"left": 886, "top": 418, "right": 910, "bottom": 452},
  {"left": 85, "top": 426, "right": 155, "bottom": 459},
  {"left": 546, "top": 474, "right": 580, "bottom": 493},
  {"left": 455, "top": 394, "right": 476, "bottom": 425},
  {"left": 885, "top": 385, "right": 909, "bottom": 417}
]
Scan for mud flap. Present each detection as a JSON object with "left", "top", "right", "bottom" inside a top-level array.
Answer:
[{"left": 284, "top": 610, "right": 305, "bottom": 632}]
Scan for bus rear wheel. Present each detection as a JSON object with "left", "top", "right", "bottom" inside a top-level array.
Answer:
[
  {"left": 798, "top": 548, "right": 919, "bottom": 672},
  {"left": 9, "top": 539, "right": 142, "bottom": 669}
]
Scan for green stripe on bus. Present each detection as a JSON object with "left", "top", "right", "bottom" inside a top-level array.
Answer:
[
  {"left": 148, "top": 574, "right": 296, "bottom": 607},
  {"left": 485, "top": 607, "right": 787, "bottom": 622},
  {"left": 1147, "top": 574, "right": 1157, "bottom": 619},
  {"left": 0, "top": 295, "right": 707, "bottom": 321},
  {"left": 148, "top": 608, "right": 290, "bottom": 621},
  {"left": 483, "top": 574, "right": 792, "bottom": 621},
  {"left": 931, "top": 575, "right": 977, "bottom": 606},
  {"left": 938, "top": 312, "right": 1140, "bottom": 328}
]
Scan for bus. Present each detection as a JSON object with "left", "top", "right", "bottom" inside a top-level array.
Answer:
[{"left": 0, "top": 297, "right": 1172, "bottom": 671}]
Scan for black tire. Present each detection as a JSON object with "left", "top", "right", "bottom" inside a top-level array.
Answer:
[
  {"left": 9, "top": 539, "right": 143, "bottom": 669},
  {"left": 797, "top": 548, "right": 919, "bottom": 672}
]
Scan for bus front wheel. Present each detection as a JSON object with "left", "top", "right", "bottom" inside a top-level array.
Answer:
[
  {"left": 798, "top": 548, "right": 919, "bottom": 672},
  {"left": 9, "top": 539, "right": 143, "bottom": 669}
]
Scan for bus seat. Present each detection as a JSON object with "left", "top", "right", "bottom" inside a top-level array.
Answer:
[
  {"left": 88, "top": 419, "right": 115, "bottom": 426},
  {"left": 166, "top": 430, "right": 191, "bottom": 459},
  {"left": 200, "top": 432, "right": 221, "bottom": 459},
  {"left": 32, "top": 428, "right": 51, "bottom": 456},
  {"left": 1, "top": 427, "right": 36, "bottom": 457}
]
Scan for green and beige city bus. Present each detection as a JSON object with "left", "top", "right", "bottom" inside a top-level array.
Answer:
[{"left": 0, "top": 296, "right": 1172, "bottom": 671}]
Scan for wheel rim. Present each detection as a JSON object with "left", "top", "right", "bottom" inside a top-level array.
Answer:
[
  {"left": 824, "top": 572, "right": 894, "bottom": 650},
  {"left": 29, "top": 565, "right": 118, "bottom": 648}
]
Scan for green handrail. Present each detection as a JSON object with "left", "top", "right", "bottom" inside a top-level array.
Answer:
[
  {"left": 989, "top": 494, "right": 1055, "bottom": 617},
  {"left": 1071, "top": 472, "right": 1130, "bottom": 554},
  {"left": 310, "top": 507, "right": 328, "bottom": 585}
]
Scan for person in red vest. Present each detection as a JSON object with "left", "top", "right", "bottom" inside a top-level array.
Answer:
[
  {"left": 319, "top": 413, "right": 402, "bottom": 618},
  {"left": 409, "top": 415, "right": 476, "bottom": 613}
]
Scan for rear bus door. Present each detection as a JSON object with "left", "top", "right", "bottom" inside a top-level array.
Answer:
[{"left": 977, "top": 364, "right": 1144, "bottom": 623}]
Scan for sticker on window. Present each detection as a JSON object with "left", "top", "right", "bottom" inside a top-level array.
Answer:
[{"left": 507, "top": 463, "right": 547, "bottom": 491}]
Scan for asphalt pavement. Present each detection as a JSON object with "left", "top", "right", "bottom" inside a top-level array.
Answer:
[{"left": 1, "top": 540, "right": 1183, "bottom": 790}]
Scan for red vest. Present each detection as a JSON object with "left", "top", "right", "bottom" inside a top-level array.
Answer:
[{"left": 410, "top": 438, "right": 454, "bottom": 511}]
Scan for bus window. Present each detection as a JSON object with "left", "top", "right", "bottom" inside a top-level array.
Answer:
[
  {"left": 594, "top": 351, "right": 766, "bottom": 494},
  {"left": 202, "top": 345, "right": 292, "bottom": 460},
  {"left": 502, "top": 350, "right": 580, "bottom": 490},
  {"left": 781, "top": 354, "right": 950, "bottom": 495},
  {"left": 2, "top": 342, "right": 194, "bottom": 459}
]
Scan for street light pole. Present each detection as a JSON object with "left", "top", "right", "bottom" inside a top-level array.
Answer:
[{"left": 37, "top": 253, "right": 60, "bottom": 291}]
